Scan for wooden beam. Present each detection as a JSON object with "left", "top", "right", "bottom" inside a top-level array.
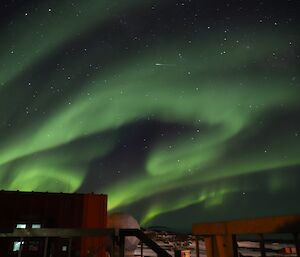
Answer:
[
  {"left": 193, "top": 214, "right": 300, "bottom": 235},
  {"left": 227, "top": 215, "right": 300, "bottom": 234},
  {"left": 193, "top": 222, "right": 227, "bottom": 236}
]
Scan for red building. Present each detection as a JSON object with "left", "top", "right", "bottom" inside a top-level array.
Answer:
[{"left": 0, "top": 190, "right": 107, "bottom": 257}]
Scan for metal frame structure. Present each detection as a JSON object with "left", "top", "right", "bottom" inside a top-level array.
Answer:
[
  {"left": 193, "top": 214, "right": 300, "bottom": 257},
  {"left": 1, "top": 228, "right": 172, "bottom": 257}
]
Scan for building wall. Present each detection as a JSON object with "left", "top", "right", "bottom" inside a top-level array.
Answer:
[
  {"left": 81, "top": 193, "right": 108, "bottom": 257},
  {"left": 0, "top": 190, "right": 107, "bottom": 257}
]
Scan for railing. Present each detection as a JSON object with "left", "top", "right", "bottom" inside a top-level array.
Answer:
[
  {"left": 0, "top": 227, "right": 172, "bottom": 257},
  {"left": 192, "top": 214, "right": 300, "bottom": 257},
  {"left": 119, "top": 229, "right": 172, "bottom": 257},
  {"left": 0, "top": 228, "right": 115, "bottom": 257}
]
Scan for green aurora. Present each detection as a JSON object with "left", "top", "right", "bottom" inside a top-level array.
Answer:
[{"left": 0, "top": 0, "right": 299, "bottom": 229}]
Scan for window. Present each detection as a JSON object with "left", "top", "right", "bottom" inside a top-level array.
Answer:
[
  {"left": 16, "top": 223, "right": 26, "bottom": 229},
  {"left": 31, "top": 224, "right": 41, "bottom": 229},
  {"left": 13, "top": 241, "right": 24, "bottom": 251}
]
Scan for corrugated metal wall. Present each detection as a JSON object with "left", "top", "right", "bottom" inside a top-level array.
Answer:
[{"left": 0, "top": 191, "right": 107, "bottom": 257}]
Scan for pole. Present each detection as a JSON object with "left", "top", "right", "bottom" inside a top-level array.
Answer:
[
  {"left": 119, "top": 235, "right": 125, "bottom": 257},
  {"left": 43, "top": 237, "right": 48, "bottom": 257},
  {"left": 232, "top": 235, "right": 238, "bottom": 257},
  {"left": 293, "top": 233, "right": 300, "bottom": 257},
  {"left": 258, "top": 234, "right": 266, "bottom": 257},
  {"left": 195, "top": 236, "right": 200, "bottom": 257},
  {"left": 68, "top": 238, "right": 72, "bottom": 257},
  {"left": 17, "top": 237, "right": 23, "bottom": 257},
  {"left": 141, "top": 242, "right": 143, "bottom": 257}
]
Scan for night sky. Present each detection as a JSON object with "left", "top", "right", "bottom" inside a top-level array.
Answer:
[{"left": 0, "top": 0, "right": 299, "bottom": 231}]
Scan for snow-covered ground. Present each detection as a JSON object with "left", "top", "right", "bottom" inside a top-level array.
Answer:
[{"left": 134, "top": 239, "right": 297, "bottom": 257}]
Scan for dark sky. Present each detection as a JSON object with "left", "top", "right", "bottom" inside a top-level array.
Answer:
[{"left": 0, "top": 0, "right": 299, "bottom": 230}]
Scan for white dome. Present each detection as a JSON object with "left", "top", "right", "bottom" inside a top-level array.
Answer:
[{"left": 108, "top": 213, "right": 140, "bottom": 251}]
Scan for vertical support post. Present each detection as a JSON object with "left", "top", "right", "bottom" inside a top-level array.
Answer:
[
  {"left": 17, "top": 237, "right": 23, "bottom": 257},
  {"left": 204, "top": 236, "right": 218, "bottom": 257},
  {"left": 258, "top": 234, "right": 266, "bottom": 257},
  {"left": 204, "top": 236, "right": 211, "bottom": 257},
  {"left": 67, "top": 238, "right": 72, "bottom": 257},
  {"left": 232, "top": 235, "right": 238, "bottom": 257},
  {"left": 141, "top": 242, "right": 143, "bottom": 257},
  {"left": 43, "top": 237, "right": 49, "bottom": 257},
  {"left": 195, "top": 236, "right": 200, "bottom": 257},
  {"left": 293, "top": 233, "right": 300, "bottom": 257},
  {"left": 119, "top": 235, "right": 125, "bottom": 257},
  {"left": 111, "top": 236, "right": 115, "bottom": 257},
  {"left": 212, "top": 236, "right": 218, "bottom": 257},
  {"left": 216, "top": 234, "right": 234, "bottom": 257}
]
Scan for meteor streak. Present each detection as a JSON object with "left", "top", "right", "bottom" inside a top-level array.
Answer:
[{"left": 155, "top": 63, "right": 176, "bottom": 67}]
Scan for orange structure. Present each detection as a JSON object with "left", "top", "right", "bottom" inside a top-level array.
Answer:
[
  {"left": 0, "top": 190, "right": 107, "bottom": 257},
  {"left": 193, "top": 214, "right": 300, "bottom": 257}
]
